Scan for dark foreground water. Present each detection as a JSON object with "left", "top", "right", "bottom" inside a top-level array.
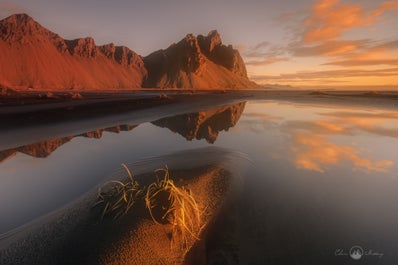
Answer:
[{"left": 1, "top": 96, "right": 398, "bottom": 264}]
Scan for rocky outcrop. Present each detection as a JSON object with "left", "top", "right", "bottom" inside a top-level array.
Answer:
[
  {"left": 79, "top": 125, "right": 137, "bottom": 138},
  {"left": 0, "top": 137, "right": 73, "bottom": 162},
  {"left": 65, "top": 37, "right": 97, "bottom": 58},
  {"left": 0, "top": 86, "right": 20, "bottom": 96},
  {"left": 0, "top": 13, "right": 258, "bottom": 90},
  {"left": 152, "top": 102, "right": 246, "bottom": 143},
  {"left": 0, "top": 14, "right": 146, "bottom": 90},
  {"left": 197, "top": 30, "right": 247, "bottom": 78},
  {"left": 99, "top": 44, "right": 145, "bottom": 69},
  {"left": 143, "top": 30, "right": 257, "bottom": 89},
  {"left": 143, "top": 34, "right": 206, "bottom": 88},
  {"left": 19, "top": 137, "right": 73, "bottom": 158},
  {"left": 0, "top": 13, "right": 61, "bottom": 44}
]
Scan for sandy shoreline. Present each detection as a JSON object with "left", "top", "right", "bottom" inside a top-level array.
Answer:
[
  {"left": 1, "top": 89, "right": 397, "bottom": 151},
  {"left": 2, "top": 89, "right": 397, "bottom": 112},
  {"left": 0, "top": 147, "right": 248, "bottom": 265},
  {"left": 0, "top": 92, "right": 251, "bottom": 151}
]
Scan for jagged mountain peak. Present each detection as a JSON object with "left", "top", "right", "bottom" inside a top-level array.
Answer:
[
  {"left": 198, "top": 30, "right": 222, "bottom": 53},
  {"left": 0, "top": 13, "right": 58, "bottom": 43},
  {"left": 2, "top": 13, "right": 35, "bottom": 26},
  {"left": 0, "top": 13, "right": 258, "bottom": 90},
  {"left": 143, "top": 30, "right": 254, "bottom": 88}
]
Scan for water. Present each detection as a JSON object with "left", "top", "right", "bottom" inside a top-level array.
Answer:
[{"left": 1, "top": 97, "right": 398, "bottom": 263}]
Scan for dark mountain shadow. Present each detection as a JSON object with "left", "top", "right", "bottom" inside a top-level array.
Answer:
[
  {"left": 0, "top": 102, "right": 246, "bottom": 163},
  {"left": 0, "top": 125, "right": 137, "bottom": 163},
  {"left": 152, "top": 102, "right": 246, "bottom": 143}
]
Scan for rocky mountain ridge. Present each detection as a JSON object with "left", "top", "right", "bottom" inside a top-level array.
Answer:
[{"left": 0, "top": 13, "right": 258, "bottom": 90}]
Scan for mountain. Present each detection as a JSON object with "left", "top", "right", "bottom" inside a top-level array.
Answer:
[
  {"left": 143, "top": 31, "right": 257, "bottom": 89},
  {"left": 152, "top": 102, "right": 246, "bottom": 143},
  {"left": 0, "top": 14, "right": 258, "bottom": 90},
  {"left": 0, "top": 14, "right": 147, "bottom": 90},
  {"left": 0, "top": 102, "right": 245, "bottom": 162},
  {"left": 0, "top": 124, "right": 137, "bottom": 162}
]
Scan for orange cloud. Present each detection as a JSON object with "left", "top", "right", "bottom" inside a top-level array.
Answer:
[
  {"left": 286, "top": 120, "right": 352, "bottom": 135},
  {"left": 322, "top": 111, "right": 398, "bottom": 121},
  {"left": 289, "top": 38, "right": 398, "bottom": 66},
  {"left": 292, "top": 131, "right": 394, "bottom": 173},
  {"left": 323, "top": 40, "right": 398, "bottom": 66},
  {"left": 324, "top": 58, "right": 398, "bottom": 66},
  {"left": 250, "top": 67, "right": 398, "bottom": 82},
  {"left": 292, "top": 40, "right": 370, "bottom": 57},
  {"left": 233, "top": 44, "right": 247, "bottom": 51},
  {"left": 246, "top": 57, "right": 288, "bottom": 66},
  {"left": 320, "top": 111, "right": 398, "bottom": 138},
  {"left": 303, "top": 0, "right": 398, "bottom": 44},
  {"left": 373, "top": 1, "right": 398, "bottom": 16},
  {"left": 244, "top": 112, "right": 282, "bottom": 120}
]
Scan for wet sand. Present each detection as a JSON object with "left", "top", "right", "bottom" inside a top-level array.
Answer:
[{"left": 0, "top": 147, "right": 248, "bottom": 265}]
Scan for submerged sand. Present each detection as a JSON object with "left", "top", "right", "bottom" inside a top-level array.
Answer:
[{"left": 0, "top": 147, "right": 248, "bottom": 265}]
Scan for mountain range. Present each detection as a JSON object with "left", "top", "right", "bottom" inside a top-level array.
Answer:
[{"left": 0, "top": 14, "right": 258, "bottom": 90}]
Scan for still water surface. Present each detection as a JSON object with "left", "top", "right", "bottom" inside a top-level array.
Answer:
[{"left": 1, "top": 99, "right": 398, "bottom": 263}]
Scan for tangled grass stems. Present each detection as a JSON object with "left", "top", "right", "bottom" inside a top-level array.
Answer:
[
  {"left": 95, "top": 163, "right": 143, "bottom": 220},
  {"left": 145, "top": 167, "right": 203, "bottom": 248},
  {"left": 95, "top": 164, "right": 203, "bottom": 251}
]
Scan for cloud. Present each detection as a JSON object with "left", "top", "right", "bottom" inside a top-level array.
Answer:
[
  {"left": 291, "top": 131, "right": 394, "bottom": 173},
  {"left": 250, "top": 67, "right": 398, "bottom": 82},
  {"left": 244, "top": 112, "right": 283, "bottom": 121},
  {"left": 247, "top": 1, "right": 398, "bottom": 85},
  {"left": 376, "top": 39, "right": 398, "bottom": 50},
  {"left": 246, "top": 57, "right": 288, "bottom": 66},
  {"left": 324, "top": 59, "right": 398, "bottom": 66},
  {"left": 319, "top": 111, "right": 398, "bottom": 138},
  {"left": 283, "top": 111, "right": 398, "bottom": 139},
  {"left": 238, "top": 115, "right": 281, "bottom": 134},
  {"left": 321, "top": 39, "right": 398, "bottom": 66},
  {"left": 287, "top": 111, "right": 398, "bottom": 172},
  {"left": 321, "top": 111, "right": 398, "bottom": 120},
  {"left": 253, "top": 41, "right": 270, "bottom": 50},
  {"left": 291, "top": 39, "right": 372, "bottom": 57},
  {"left": 285, "top": 120, "right": 353, "bottom": 135},
  {"left": 286, "top": 37, "right": 398, "bottom": 67},
  {"left": 241, "top": 41, "right": 288, "bottom": 66},
  {"left": 245, "top": 1, "right": 398, "bottom": 73},
  {"left": 233, "top": 44, "right": 246, "bottom": 51},
  {"left": 303, "top": 0, "right": 398, "bottom": 44},
  {"left": 373, "top": 0, "right": 398, "bottom": 16},
  {"left": 243, "top": 42, "right": 286, "bottom": 58}
]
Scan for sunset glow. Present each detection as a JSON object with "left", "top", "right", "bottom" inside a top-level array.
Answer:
[
  {"left": 1, "top": 0, "right": 397, "bottom": 89},
  {"left": 244, "top": 0, "right": 398, "bottom": 88}
]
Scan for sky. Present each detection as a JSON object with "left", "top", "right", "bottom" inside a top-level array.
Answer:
[{"left": 1, "top": 0, "right": 398, "bottom": 89}]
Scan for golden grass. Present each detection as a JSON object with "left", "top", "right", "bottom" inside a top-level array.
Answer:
[
  {"left": 145, "top": 167, "right": 203, "bottom": 249},
  {"left": 94, "top": 163, "right": 143, "bottom": 220},
  {"left": 95, "top": 164, "right": 203, "bottom": 250}
]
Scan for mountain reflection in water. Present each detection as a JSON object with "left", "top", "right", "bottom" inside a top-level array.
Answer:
[
  {"left": 2, "top": 99, "right": 398, "bottom": 264},
  {"left": 152, "top": 102, "right": 245, "bottom": 143},
  {"left": 0, "top": 125, "right": 137, "bottom": 163},
  {"left": 0, "top": 102, "right": 245, "bottom": 162}
]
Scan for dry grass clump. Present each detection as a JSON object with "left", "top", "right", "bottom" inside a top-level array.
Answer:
[
  {"left": 95, "top": 163, "right": 143, "bottom": 220},
  {"left": 95, "top": 164, "right": 203, "bottom": 249},
  {"left": 145, "top": 167, "right": 203, "bottom": 249}
]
